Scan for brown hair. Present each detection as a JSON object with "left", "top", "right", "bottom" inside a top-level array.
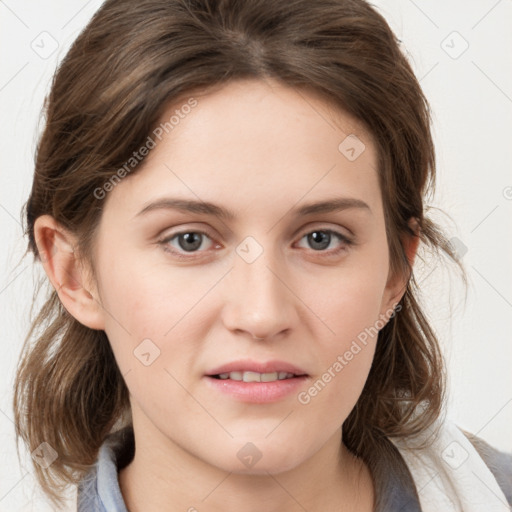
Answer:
[{"left": 14, "top": 0, "right": 466, "bottom": 508}]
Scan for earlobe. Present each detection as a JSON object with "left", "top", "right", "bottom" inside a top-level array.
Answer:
[{"left": 33, "top": 215, "right": 105, "bottom": 330}]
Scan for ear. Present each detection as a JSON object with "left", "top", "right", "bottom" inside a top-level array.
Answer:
[
  {"left": 33, "top": 215, "right": 105, "bottom": 330},
  {"left": 379, "top": 217, "right": 420, "bottom": 317}
]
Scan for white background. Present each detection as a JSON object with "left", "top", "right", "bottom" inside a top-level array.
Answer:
[{"left": 1, "top": 1, "right": 511, "bottom": 510}]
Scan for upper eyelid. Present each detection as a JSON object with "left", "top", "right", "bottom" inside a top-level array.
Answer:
[{"left": 160, "top": 223, "right": 351, "bottom": 237}]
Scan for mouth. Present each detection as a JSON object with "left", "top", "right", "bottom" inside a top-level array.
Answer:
[
  {"left": 209, "top": 371, "right": 305, "bottom": 382},
  {"left": 205, "top": 359, "right": 309, "bottom": 381},
  {"left": 204, "top": 360, "right": 309, "bottom": 403}
]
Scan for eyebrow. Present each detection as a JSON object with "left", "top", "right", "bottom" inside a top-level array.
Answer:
[{"left": 134, "top": 196, "right": 372, "bottom": 220}]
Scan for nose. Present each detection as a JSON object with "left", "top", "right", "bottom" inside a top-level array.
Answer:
[{"left": 220, "top": 241, "right": 298, "bottom": 341}]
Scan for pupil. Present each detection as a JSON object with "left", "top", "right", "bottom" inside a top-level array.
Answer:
[
  {"left": 308, "top": 231, "right": 330, "bottom": 250},
  {"left": 179, "top": 232, "right": 202, "bottom": 251}
]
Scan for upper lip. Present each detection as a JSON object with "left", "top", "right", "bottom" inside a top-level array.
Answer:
[{"left": 206, "top": 359, "right": 308, "bottom": 376}]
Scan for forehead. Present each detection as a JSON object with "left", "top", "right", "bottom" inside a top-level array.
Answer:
[
  {"left": 103, "top": 78, "right": 382, "bottom": 222},
  {"left": 165, "top": 78, "right": 373, "bottom": 155}
]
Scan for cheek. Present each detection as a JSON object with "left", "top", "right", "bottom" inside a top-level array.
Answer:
[
  {"left": 96, "top": 262, "right": 206, "bottom": 424},
  {"left": 295, "top": 296, "right": 380, "bottom": 436},
  {"left": 306, "top": 257, "right": 389, "bottom": 345},
  {"left": 296, "top": 258, "right": 388, "bottom": 406},
  {"left": 97, "top": 250, "right": 214, "bottom": 336},
  {"left": 95, "top": 250, "right": 228, "bottom": 389}
]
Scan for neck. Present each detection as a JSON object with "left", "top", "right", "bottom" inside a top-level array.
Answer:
[{"left": 119, "top": 410, "right": 374, "bottom": 512}]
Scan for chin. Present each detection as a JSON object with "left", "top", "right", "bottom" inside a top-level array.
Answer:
[{"left": 209, "top": 438, "right": 312, "bottom": 476}]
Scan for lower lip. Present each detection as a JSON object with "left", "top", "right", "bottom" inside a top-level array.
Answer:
[{"left": 204, "top": 375, "right": 309, "bottom": 403}]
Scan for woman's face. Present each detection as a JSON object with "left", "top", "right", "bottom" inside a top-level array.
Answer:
[{"left": 88, "top": 78, "right": 406, "bottom": 473}]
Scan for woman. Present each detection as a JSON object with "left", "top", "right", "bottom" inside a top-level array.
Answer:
[{"left": 13, "top": 0, "right": 512, "bottom": 510}]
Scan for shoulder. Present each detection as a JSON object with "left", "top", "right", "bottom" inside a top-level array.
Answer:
[
  {"left": 389, "top": 418, "right": 512, "bottom": 510},
  {"left": 462, "top": 430, "right": 512, "bottom": 505}
]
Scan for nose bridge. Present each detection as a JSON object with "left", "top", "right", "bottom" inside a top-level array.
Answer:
[{"left": 222, "top": 235, "right": 296, "bottom": 338}]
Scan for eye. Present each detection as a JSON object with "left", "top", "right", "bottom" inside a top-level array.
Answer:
[
  {"left": 158, "top": 227, "right": 353, "bottom": 260},
  {"left": 159, "top": 230, "right": 218, "bottom": 258},
  {"left": 295, "top": 229, "right": 353, "bottom": 255}
]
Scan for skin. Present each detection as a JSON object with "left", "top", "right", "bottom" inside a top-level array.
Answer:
[{"left": 35, "top": 78, "right": 419, "bottom": 512}]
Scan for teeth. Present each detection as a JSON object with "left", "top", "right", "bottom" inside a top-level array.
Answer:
[
  {"left": 243, "top": 371, "right": 263, "bottom": 382},
  {"left": 216, "top": 371, "right": 296, "bottom": 382}
]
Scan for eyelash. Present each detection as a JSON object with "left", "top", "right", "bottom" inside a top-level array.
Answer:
[{"left": 158, "top": 227, "right": 354, "bottom": 260}]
